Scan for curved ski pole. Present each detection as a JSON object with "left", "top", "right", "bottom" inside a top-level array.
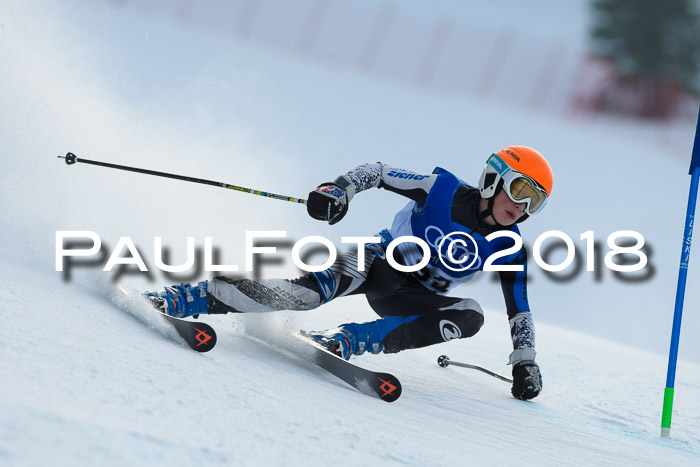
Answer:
[
  {"left": 437, "top": 355, "right": 513, "bottom": 383},
  {"left": 58, "top": 152, "right": 306, "bottom": 204}
]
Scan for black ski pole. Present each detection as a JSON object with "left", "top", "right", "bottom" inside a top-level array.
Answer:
[
  {"left": 437, "top": 355, "right": 513, "bottom": 383},
  {"left": 58, "top": 152, "right": 306, "bottom": 204}
]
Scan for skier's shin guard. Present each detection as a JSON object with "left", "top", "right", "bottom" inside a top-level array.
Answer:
[{"left": 380, "top": 299, "right": 484, "bottom": 353}]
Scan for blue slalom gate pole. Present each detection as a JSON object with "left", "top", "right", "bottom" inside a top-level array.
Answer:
[{"left": 661, "top": 107, "right": 700, "bottom": 437}]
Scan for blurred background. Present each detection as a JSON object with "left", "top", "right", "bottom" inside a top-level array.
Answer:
[{"left": 1, "top": 0, "right": 700, "bottom": 362}]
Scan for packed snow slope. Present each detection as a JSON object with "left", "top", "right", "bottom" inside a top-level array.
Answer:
[
  {"left": 2, "top": 0, "right": 700, "bottom": 465},
  {"left": 2, "top": 254, "right": 700, "bottom": 466}
]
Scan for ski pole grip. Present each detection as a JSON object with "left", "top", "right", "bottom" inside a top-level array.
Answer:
[{"left": 64, "top": 152, "right": 77, "bottom": 165}]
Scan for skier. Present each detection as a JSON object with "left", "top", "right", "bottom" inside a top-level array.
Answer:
[{"left": 145, "top": 146, "right": 552, "bottom": 400}]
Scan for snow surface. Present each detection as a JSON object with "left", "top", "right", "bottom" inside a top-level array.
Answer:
[
  {"left": 1, "top": 0, "right": 700, "bottom": 465},
  {"left": 2, "top": 253, "right": 700, "bottom": 466}
]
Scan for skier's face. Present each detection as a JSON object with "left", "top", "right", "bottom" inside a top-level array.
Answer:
[{"left": 488, "top": 189, "right": 527, "bottom": 226}]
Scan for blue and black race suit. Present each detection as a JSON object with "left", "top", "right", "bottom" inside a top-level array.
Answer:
[{"left": 205, "top": 162, "right": 536, "bottom": 358}]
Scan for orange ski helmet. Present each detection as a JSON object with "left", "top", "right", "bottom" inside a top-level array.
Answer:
[{"left": 478, "top": 146, "right": 553, "bottom": 216}]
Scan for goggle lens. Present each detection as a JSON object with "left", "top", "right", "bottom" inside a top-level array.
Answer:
[{"left": 507, "top": 176, "right": 547, "bottom": 215}]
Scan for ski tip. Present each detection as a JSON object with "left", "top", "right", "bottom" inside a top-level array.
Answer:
[
  {"left": 116, "top": 284, "right": 218, "bottom": 353},
  {"left": 297, "top": 331, "right": 402, "bottom": 402},
  {"left": 374, "top": 372, "right": 402, "bottom": 403},
  {"left": 190, "top": 324, "right": 217, "bottom": 352}
]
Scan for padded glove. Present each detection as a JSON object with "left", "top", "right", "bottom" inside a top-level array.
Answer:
[
  {"left": 306, "top": 175, "right": 355, "bottom": 225},
  {"left": 511, "top": 360, "right": 542, "bottom": 400}
]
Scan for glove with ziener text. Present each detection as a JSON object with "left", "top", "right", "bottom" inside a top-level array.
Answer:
[{"left": 306, "top": 175, "right": 355, "bottom": 225}]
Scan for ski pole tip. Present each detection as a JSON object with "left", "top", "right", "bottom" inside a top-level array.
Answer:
[{"left": 437, "top": 355, "right": 450, "bottom": 367}]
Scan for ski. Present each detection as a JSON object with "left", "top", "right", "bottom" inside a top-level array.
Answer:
[
  {"left": 160, "top": 314, "right": 217, "bottom": 353},
  {"left": 296, "top": 331, "right": 402, "bottom": 402},
  {"left": 117, "top": 286, "right": 217, "bottom": 353}
]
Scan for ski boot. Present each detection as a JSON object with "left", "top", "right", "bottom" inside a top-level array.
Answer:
[
  {"left": 144, "top": 281, "right": 208, "bottom": 319},
  {"left": 308, "top": 322, "right": 385, "bottom": 360},
  {"left": 308, "top": 315, "right": 421, "bottom": 359}
]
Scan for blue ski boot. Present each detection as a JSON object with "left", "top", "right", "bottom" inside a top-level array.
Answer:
[
  {"left": 144, "top": 281, "right": 208, "bottom": 319},
  {"left": 308, "top": 325, "right": 364, "bottom": 360},
  {"left": 308, "top": 316, "right": 405, "bottom": 360}
]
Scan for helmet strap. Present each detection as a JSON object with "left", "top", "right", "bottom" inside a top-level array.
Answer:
[
  {"left": 515, "top": 213, "right": 530, "bottom": 224},
  {"left": 479, "top": 181, "right": 512, "bottom": 230},
  {"left": 479, "top": 196, "right": 495, "bottom": 223}
]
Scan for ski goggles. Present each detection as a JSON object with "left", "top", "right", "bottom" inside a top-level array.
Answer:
[{"left": 487, "top": 154, "right": 549, "bottom": 216}]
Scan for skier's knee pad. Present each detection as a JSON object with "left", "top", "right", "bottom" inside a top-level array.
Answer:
[
  {"left": 310, "top": 254, "right": 373, "bottom": 304},
  {"left": 310, "top": 269, "right": 341, "bottom": 303},
  {"left": 439, "top": 298, "right": 484, "bottom": 338}
]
